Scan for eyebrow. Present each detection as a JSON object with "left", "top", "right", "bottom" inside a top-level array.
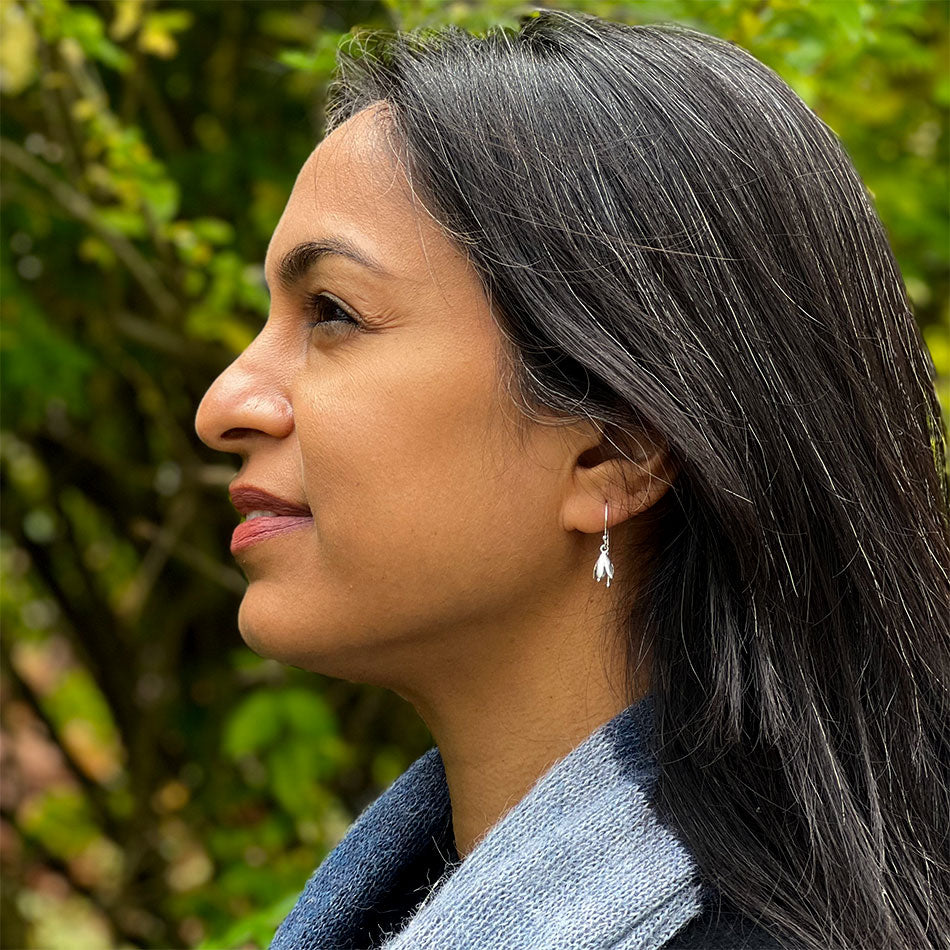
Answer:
[{"left": 266, "top": 238, "right": 392, "bottom": 292}]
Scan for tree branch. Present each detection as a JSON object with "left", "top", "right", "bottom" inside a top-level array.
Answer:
[
  {"left": 130, "top": 519, "right": 247, "bottom": 595},
  {"left": 0, "top": 643, "right": 126, "bottom": 846},
  {"left": 0, "top": 805, "right": 169, "bottom": 947},
  {"left": 0, "top": 137, "right": 179, "bottom": 318},
  {"left": 6, "top": 528, "right": 139, "bottom": 758}
]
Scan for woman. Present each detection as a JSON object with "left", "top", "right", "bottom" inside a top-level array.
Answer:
[{"left": 194, "top": 10, "right": 950, "bottom": 950}]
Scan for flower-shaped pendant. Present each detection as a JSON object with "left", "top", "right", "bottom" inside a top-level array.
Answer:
[{"left": 593, "top": 548, "right": 614, "bottom": 587}]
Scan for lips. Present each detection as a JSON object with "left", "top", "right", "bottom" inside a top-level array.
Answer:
[
  {"left": 229, "top": 485, "right": 312, "bottom": 517},
  {"left": 228, "top": 484, "right": 313, "bottom": 554}
]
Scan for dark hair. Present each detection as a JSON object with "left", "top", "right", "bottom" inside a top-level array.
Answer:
[{"left": 323, "top": 9, "right": 950, "bottom": 949}]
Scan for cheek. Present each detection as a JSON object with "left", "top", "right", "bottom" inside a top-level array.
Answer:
[{"left": 292, "top": 348, "right": 548, "bottom": 614}]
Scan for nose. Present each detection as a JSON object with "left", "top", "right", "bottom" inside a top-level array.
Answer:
[{"left": 194, "top": 337, "right": 294, "bottom": 456}]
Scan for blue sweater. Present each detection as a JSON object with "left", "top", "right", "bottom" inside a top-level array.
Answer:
[{"left": 271, "top": 694, "right": 784, "bottom": 949}]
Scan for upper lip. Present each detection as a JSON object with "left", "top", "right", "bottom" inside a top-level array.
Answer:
[{"left": 229, "top": 484, "right": 312, "bottom": 517}]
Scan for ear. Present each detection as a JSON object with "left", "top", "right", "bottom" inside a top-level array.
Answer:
[{"left": 561, "top": 421, "right": 678, "bottom": 535}]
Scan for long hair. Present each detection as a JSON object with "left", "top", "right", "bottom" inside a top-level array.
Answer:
[{"left": 322, "top": 10, "right": 950, "bottom": 949}]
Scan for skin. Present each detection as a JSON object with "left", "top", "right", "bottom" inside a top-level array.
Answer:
[{"left": 194, "top": 102, "right": 676, "bottom": 859}]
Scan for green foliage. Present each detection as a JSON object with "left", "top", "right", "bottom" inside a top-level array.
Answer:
[
  {"left": 1, "top": 263, "right": 98, "bottom": 426},
  {"left": 224, "top": 687, "right": 353, "bottom": 816},
  {"left": 196, "top": 891, "right": 300, "bottom": 950},
  {"left": 0, "top": 1, "right": 946, "bottom": 947},
  {"left": 47, "top": 1, "right": 133, "bottom": 72},
  {"left": 384, "top": 0, "right": 529, "bottom": 33},
  {"left": 19, "top": 786, "right": 101, "bottom": 860},
  {"left": 278, "top": 30, "right": 349, "bottom": 75}
]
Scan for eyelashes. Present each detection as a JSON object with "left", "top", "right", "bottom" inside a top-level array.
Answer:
[{"left": 303, "top": 292, "right": 361, "bottom": 331}]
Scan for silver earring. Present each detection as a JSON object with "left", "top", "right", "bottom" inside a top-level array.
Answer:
[{"left": 593, "top": 500, "right": 615, "bottom": 588}]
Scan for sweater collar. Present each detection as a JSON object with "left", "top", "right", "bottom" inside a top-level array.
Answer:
[{"left": 271, "top": 693, "right": 704, "bottom": 949}]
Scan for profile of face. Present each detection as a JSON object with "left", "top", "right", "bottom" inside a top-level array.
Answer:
[{"left": 195, "top": 103, "right": 671, "bottom": 708}]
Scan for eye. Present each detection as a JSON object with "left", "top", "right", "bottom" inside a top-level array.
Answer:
[{"left": 303, "top": 292, "right": 361, "bottom": 331}]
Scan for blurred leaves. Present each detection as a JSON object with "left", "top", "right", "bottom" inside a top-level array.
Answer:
[
  {"left": 1, "top": 266, "right": 98, "bottom": 426},
  {"left": 0, "top": 0, "right": 946, "bottom": 947},
  {"left": 0, "top": 0, "right": 39, "bottom": 95},
  {"left": 224, "top": 687, "right": 352, "bottom": 816}
]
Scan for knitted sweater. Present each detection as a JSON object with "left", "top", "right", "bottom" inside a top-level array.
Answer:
[{"left": 270, "top": 694, "right": 784, "bottom": 949}]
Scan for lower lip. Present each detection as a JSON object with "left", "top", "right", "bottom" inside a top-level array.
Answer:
[{"left": 230, "top": 515, "right": 313, "bottom": 553}]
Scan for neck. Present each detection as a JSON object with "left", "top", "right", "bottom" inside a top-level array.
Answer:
[{"left": 395, "top": 606, "right": 649, "bottom": 860}]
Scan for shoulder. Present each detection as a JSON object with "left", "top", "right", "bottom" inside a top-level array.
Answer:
[{"left": 661, "top": 898, "right": 788, "bottom": 950}]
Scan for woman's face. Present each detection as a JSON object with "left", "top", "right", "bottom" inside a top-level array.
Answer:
[{"left": 195, "top": 103, "right": 611, "bottom": 695}]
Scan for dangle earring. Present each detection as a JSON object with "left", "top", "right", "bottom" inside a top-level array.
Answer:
[{"left": 593, "top": 500, "right": 615, "bottom": 588}]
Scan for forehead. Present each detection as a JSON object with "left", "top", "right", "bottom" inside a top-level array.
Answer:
[{"left": 264, "top": 105, "right": 454, "bottom": 281}]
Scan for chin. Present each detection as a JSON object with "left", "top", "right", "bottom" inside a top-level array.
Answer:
[
  {"left": 234, "top": 587, "right": 417, "bottom": 687},
  {"left": 235, "top": 596, "right": 302, "bottom": 664},
  {"left": 234, "top": 597, "right": 348, "bottom": 677},
  {"left": 235, "top": 605, "right": 271, "bottom": 660}
]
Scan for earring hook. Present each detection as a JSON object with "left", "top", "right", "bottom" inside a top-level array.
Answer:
[{"left": 593, "top": 500, "right": 615, "bottom": 588}]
